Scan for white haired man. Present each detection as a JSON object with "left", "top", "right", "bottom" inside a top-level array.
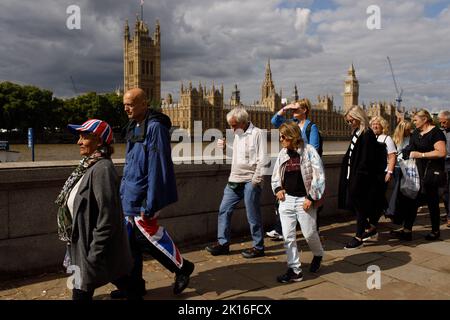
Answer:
[
  {"left": 206, "top": 107, "right": 267, "bottom": 258},
  {"left": 438, "top": 110, "right": 450, "bottom": 227}
]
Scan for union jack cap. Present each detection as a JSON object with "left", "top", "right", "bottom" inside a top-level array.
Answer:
[{"left": 68, "top": 119, "right": 114, "bottom": 145}]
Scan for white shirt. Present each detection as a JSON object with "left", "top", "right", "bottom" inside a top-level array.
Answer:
[
  {"left": 228, "top": 122, "right": 267, "bottom": 184},
  {"left": 67, "top": 177, "right": 84, "bottom": 219},
  {"left": 377, "top": 134, "right": 397, "bottom": 155},
  {"left": 377, "top": 134, "right": 396, "bottom": 172}
]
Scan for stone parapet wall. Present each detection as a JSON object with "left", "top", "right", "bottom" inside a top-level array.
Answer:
[{"left": 0, "top": 154, "right": 345, "bottom": 278}]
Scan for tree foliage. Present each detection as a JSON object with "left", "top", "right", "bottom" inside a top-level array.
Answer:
[{"left": 0, "top": 82, "right": 129, "bottom": 134}]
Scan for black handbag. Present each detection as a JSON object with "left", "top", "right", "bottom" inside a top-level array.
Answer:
[{"left": 423, "top": 160, "right": 447, "bottom": 189}]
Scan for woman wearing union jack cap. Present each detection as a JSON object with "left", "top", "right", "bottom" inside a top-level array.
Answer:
[{"left": 55, "top": 119, "right": 133, "bottom": 300}]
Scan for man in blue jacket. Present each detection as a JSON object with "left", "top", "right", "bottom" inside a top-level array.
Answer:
[{"left": 111, "top": 88, "right": 194, "bottom": 299}]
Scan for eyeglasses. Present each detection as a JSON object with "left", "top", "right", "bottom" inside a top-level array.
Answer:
[{"left": 280, "top": 134, "right": 287, "bottom": 140}]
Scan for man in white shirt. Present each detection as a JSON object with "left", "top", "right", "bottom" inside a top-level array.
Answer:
[{"left": 206, "top": 107, "right": 267, "bottom": 258}]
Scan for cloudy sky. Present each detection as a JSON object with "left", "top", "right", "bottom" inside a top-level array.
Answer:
[{"left": 0, "top": 0, "right": 449, "bottom": 111}]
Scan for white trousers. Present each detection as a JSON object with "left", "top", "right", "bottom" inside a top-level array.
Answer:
[{"left": 279, "top": 194, "right": 324, "bottom": 274}]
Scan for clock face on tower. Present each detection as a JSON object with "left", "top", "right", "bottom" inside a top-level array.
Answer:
[{"left": 345, "top": 84, "right": 351, "bottom": 93}]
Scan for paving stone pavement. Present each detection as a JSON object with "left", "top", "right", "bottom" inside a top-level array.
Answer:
[{"left": 1, "top": 210, "right": 450, "bottom": 300}]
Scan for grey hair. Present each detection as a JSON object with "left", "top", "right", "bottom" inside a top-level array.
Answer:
[
  {"left": 438, "top": 110, "right": 450, "bottom": 120},
  {"left": 226, "top": 107, "right": 249, "bottom": 124}
]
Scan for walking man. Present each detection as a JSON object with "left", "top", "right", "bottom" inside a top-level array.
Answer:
[
  {"left": 206, "top": 107, "right": 267, "bottom": 258},
  {"left": 111, "top": 88, "right": 194, "bottom": 299}
]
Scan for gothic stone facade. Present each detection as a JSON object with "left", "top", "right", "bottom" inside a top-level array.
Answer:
[{"left": 124, "top": 20, "right": 398, "bottom": 138}]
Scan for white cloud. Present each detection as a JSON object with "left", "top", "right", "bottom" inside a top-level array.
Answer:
[
  {"left": 294, "top": 8, "right": 311, "bottom": 33},
  {"left": 0, "top": 0, "right": 449, "bottom": 111}
]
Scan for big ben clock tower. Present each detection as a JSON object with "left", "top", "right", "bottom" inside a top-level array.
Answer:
[{"left": 343, "top": 64, "right": 359, "bottom": 112}]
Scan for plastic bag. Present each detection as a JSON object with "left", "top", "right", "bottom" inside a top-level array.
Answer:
[{"left": 399, "top": 158, "right": 420, "bottom": 199}]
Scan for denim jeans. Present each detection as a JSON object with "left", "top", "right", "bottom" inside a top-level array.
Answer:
[
  {"left": 279, "top": 195, "right": 324, "bottom": 274},
  {"left": 217, "top": 182, "right": 264, "bottom": 250}
]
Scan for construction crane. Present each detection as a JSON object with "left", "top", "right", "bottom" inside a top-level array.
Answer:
[{"left": 386, "top": 56, "right": 403, "bottom": 109}]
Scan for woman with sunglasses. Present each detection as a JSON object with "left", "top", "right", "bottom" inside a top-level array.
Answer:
[
  {"left": 271, "top": 121, "right": 325, "bottom": 282},
  {"left": 338, "top": 106, "right": 380, "bottom": 249},
  {"left": 268, "top": 98, "right": 322, "bottom": 241}
]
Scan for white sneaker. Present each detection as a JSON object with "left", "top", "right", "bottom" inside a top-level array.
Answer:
[{"left": 266, "top": 230, "right": 283, "bottom": 240}]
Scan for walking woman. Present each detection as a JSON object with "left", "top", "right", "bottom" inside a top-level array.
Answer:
[
  {"left": 385, "top": 120, "right": 412, "bottom": 222},
  {"left": 391, "top": 110, "right": 447, "bottom": 241},
  {"left": 55, "top": 119, "right": 132, "bottom": 300},
  {"left": 267, "top": 98, "right": 322, "bottom": 241},
  {"left": 272, "top": 121, "right": 325, "bottom": 282},
  {"left": 366, "top": 116, "right": 397, "bottom": 239},
  {"left": 338, "top": 106, "right": 380, "bottom": 249}
]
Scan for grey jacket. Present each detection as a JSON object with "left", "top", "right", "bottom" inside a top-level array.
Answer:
[{"left": 69, "top": 158, "right": 132, "bottom": 291}]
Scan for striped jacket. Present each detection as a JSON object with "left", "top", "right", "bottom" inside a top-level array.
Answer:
[{"left": 271, "top": 144, "right": 325, "bottom": 201}]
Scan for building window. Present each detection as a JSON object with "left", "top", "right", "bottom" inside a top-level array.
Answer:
[
  {"left": 129, "top": 61, "right": 134, "bottom": 75},
  {"left": 142, "top": 60, "right": 146, "bottom": 75},
  {"left": 150, "top": 61, "right": 154, "bottom": 75},
  {"left": 146, "top": 61, "right": 149, "bottom": 75}
]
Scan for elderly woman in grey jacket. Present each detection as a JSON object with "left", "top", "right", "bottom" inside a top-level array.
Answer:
[
  {"left": 55, "top": 119, "right": 132, "bottom": 300},
  {"left": 271, "top": 121, "right": 325, "bottom": 283}
]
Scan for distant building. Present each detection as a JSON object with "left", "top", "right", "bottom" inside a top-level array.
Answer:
[
  {"left": 123, "top": 16, "right": 161, "bottom": 103},
  {"left": 124, "top": 17, "right": 399, "bottom": 138}
]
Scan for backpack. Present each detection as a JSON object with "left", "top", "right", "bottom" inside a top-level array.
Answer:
[
  {"left": 305, "top": 122, "right": 323, "bottom": 157},
  {"left": 375, "top": 135, "right": 388, "bottom": 174}
]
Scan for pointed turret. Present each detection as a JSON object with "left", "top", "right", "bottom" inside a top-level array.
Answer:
[
  {"left": 154, "top": 19, "right": 160, "bottom": 46},
  {"left": 124, "top": 19, "right": 130, "bottom": 40}
]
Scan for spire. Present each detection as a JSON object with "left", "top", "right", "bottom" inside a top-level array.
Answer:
[
  {"left": 348, "top": 63, "right": 355, "bottom": 76},
  {"left": 154, "top": 19, "right": 160, "bottom": 45},
  {"left": 265, "top": 58, "right": 272, "bottom": 79},
  {"left": 124, "top": 19, "right": 130, "bottom": 40},
  {"left": 294, "top": 83, "right": 299, "bottom": 101}
]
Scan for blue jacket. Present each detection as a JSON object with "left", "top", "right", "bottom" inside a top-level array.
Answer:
[
  {"left": 120, "top": 110, "right": 178, "bottom": 217},
  {"left": 271, "top": 114, "right": 320, "bottom": 151}
]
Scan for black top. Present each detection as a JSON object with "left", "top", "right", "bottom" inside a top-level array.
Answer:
[
  {"left": 406, "top": 126, "right": 446, "bottom": 177},
  {"left": 283, "top": 149, "right": 307, "bottom": 197}
]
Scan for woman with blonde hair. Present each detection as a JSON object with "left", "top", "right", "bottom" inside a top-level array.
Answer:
[
  {"left": 338, "top": 106, "right": 382, "bottom": 249},
  {"left": 385, "top": 120, "right": 413, "bottom": 221},
  {"left": 272, "top": 121, "right": 325, "bottom": 282},
  {"left": 365, "top": 116, "right": 397, "bottom": 239},
  {"left": 391, "top": 109, "right": 447, "bottom": 241}
]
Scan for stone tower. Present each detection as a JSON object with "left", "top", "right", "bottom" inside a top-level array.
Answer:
[
  {"left": 260, "top": 59, "right": 281, "bottom": 112},
  {"left": 230, "top": 84, "right": 241, "bottom": 106},
  {"left": 124, "top": 17, "right": 161, "bottom": 103},
  {"left": 343, "top": 64, "right": 359, "bottom": 112}
]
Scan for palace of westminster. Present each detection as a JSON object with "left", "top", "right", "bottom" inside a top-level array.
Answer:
[{"left": 123, "top": 16, "right": 404, "bottom": 139}]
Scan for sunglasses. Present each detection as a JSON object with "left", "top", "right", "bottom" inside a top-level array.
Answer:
[{"left": 280, "top": 134, "right": 290, "bottom": 141}]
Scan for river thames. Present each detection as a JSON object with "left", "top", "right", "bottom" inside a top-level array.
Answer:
[{"left": 7, "top": 141, "right": 349, "bottom": 162}]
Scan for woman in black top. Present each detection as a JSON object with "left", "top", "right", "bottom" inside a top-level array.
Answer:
[
  {"left": 338, "top": 106, "right": 381, "bottom": 249},
  {"left": 392, "top": 109, "right": 447, "bottom": 241}
]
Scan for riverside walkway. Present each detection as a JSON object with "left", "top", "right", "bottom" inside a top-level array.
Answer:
[{"left": 1, "top": 209, "right": 450, "bottom": 300}]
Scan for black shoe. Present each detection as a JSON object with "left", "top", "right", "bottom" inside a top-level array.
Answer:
[
  {"left": 205, "top": 243, "right": 230, "bottom": 256},
  {"left": 390, "top": 229, "right": 412, "bottom": 241},
  {"left": 241, "top": 247, "right": 265, "bottom": 259},
  {"left": 277, "top": 268, "right": 303, "bottom": 283},
  {"left": 173, "top": 259, "right": 195, "bottom": 295},
  {"left": 361, "top": 229, "right": 378, "bottom": 242},
  {"left": 424, "top": 231, "right": 440, "bottom": 241},
  {"left": 344, "top": 237, "right": 363, "bottom": 250},
  {"left": 110, "top": 288, "right": 146, "bottom": 300},
  {"left": 309, "top": 256, "right": 322, "bottom": 273}
]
